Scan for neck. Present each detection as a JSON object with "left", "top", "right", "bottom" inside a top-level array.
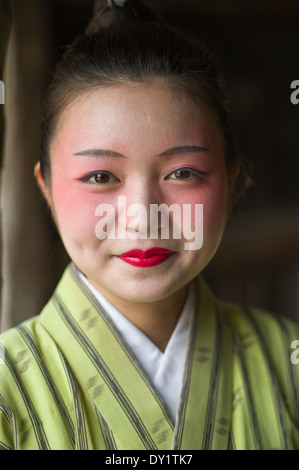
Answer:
[{"left": 88, "top": 282, "right": 189, "bottom": 352}]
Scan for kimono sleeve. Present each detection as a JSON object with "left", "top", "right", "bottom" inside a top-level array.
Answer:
[{"left": 0, "top": 365, "right": 17, "bottom": 450}]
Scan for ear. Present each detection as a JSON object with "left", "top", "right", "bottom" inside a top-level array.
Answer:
[
  {"left": 34, "top": 162, "right": 52, "bottom": 205},
  {"left": 228, "top": 161, "right": 240, "bottom": 187}
]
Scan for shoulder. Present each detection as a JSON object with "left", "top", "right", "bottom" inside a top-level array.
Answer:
[
  {"left": 198, "top": 276, "right": 299, "bottom": 346},
  {"left": 207, "top": 293, "right": 299, "bottom": 448},
  {"left": 0, "top": 315, "right": 75, "bottom": 450},
  {"left": 0, "top": 314, "right": 64, "bottom": 408},
  {"left": 0, "top": 315, "right": 47, "bottom": 363},
  {"left": 0, "top": 318, "right": 43, "bottom": 449},
  {"left": 0, "top": 316, "right": 46, "bottom": 393},
  {"left": 216, "top": 297, "right": 299, "bottom": 400},
  {"left": 217, "top": 297, "right": 299, "bottom": 347}
]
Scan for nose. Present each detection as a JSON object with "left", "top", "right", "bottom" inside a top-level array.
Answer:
[{"left": 117, "top": 179, "right": 162, "bottom": 238}]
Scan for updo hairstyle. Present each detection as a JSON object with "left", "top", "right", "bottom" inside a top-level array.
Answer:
[{"left": 40, "top": 0, "right": 250, "bottom": 207}]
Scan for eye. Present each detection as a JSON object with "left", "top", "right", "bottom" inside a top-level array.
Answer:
[
  {"left": 166, "top": 167, "right": 208, "bottom": 181},
  {"left": 78, "top": 171, "right": 119, "bottom": 185}
]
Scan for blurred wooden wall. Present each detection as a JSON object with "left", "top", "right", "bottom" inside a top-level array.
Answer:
[
  {"left": 0, "top": 0, "right": 298, "bottom": 332},
  {"left": 0, "top": 1, "right": 11, "bottom": 157},
  {"left": 0, "top": 0, "right": 68, "bottom": 331},
  {"left": 0, "top": 0, "right": 12, "bottom": 330}
]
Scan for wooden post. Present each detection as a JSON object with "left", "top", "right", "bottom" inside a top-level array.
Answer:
[
  {"left": 0, "top": 0, "right": 65, "bottom": 331},
  {"left": 0, "top": 0, "right": 12, "bottom": 331},
  {"left": 0, "top": 0, "right": 11, "bottom": 161}
]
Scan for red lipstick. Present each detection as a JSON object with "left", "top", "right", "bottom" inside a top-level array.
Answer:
[{"left": 117, "top": 248, "right": 175, "bottom": 268}]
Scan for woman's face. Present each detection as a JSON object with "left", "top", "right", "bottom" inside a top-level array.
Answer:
[{"left": 40, "top": 80, "right": 228, "bottom": 304}]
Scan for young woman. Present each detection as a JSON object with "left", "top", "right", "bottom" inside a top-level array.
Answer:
[{"left": 0, "top": 0, "right": 299, "bottom": 450}]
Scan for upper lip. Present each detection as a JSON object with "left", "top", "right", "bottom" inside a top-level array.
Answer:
[{"left": 118, "top": 248, "right": 175, "bottom": 258}]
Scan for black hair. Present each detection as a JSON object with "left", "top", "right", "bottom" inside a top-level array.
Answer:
[{"left": 40, "top": 0, "right": 249, "bottom": 206}]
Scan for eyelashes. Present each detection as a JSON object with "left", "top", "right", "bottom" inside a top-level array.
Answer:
[
  {"left": 77, "top": 171, "right": 120, "bottom": 185},
  {"left": 77, "top": 167, "right": 208, "bottom": 186},
  {"left": 165, "top": 167, "right": 208, "bottom": 181}
]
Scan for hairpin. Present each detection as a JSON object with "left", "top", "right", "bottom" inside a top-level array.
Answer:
[{"left": 107, "top": 0, "right": 128, "bottom": 7}]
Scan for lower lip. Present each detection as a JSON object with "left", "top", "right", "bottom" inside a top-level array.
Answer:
[{"left": 118, "top": 253, "right": 174, "bottom": 268}]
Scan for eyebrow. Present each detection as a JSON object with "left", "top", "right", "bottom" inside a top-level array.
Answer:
[
  {"left": 73, "top": 145, "right": 209, "bottom": 158},
  {"left": 73, "top": 149, "right": 128, "bottom": 158},
  {"left": 157, "top": 145, "right": 209, "bottom": 157}
]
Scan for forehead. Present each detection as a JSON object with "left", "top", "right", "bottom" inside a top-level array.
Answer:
[{"left": 52, "top": 80, "right": 223, "bottom": 154}]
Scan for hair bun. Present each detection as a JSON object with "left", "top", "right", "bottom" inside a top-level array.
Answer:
[
  {"left": 85, "top": 0, "right": 112, "bottom": 34},
  {"left": 85, "top": 0, "right": 167, "bottom": 36},
  {"left": 108, "top": 0, "right": 128, "bottom": 6}
]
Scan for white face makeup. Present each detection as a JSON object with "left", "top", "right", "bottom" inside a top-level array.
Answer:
[{"left": 46, "top": 80, "right": 228, "bottom": 307}]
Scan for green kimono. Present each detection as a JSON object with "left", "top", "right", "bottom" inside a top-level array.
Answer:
[{"left": 1, "top": 263, "right": 299, "bottom": 450}]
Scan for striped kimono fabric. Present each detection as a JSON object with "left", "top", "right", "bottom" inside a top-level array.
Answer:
[{"left": 1, "top": 263, "right": 299, "bottom": 450}]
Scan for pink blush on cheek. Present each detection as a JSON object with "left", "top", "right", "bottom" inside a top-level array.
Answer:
[
  {"left": 171, "top": 175, "right": 227, "bottom": 230},
  {"left": 50, "top": 180, "right": 94, "bottom": 236}
]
